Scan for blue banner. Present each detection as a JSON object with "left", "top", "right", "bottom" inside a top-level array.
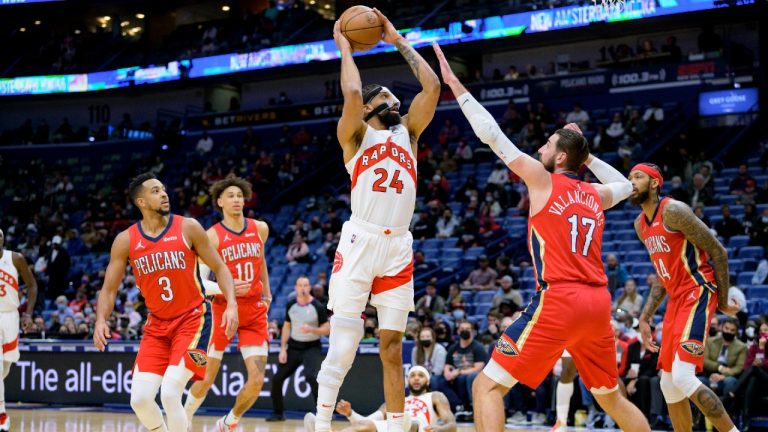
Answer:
[{"left": 699, "top": 88, "right": 759, "bottom": 116}]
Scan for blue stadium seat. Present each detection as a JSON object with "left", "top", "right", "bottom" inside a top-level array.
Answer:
[
  {"left": 475, "top": 291, "right": 495, "bottom": 303},
  {"left": 442, "top": 248, "right": 464, "bottom": 260},
  {"left": 631, "top": 263, "right": 655, "bottom": 277},
  {"left": 747, "top": 285, "right": 768, "bottom": 300},
  {"left": 737, "top": 272, "right": 755, "bottom": 286},
  {"left": 522, "top": 267, "right": 534, "bottom": 279},
  {"left": 719, "top": 195, "right": 738, "bottom": 205},
  {"left": 729, "top": 259, "right": 743, "bottom": 273},
  {"left": 625, "top": 251, "right": 649, "bottom": 263},
  {"left": 738, "top": 246, "right": 764, "bottom": 260},
  {"left": 728, "top": 236, "right": 750, "bottom": 248},
  {"left": 613, "top": 230, "right": 638, "bottom": 242}
]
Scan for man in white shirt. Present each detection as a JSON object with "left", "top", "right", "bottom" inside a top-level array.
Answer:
[
  {"left": 196, "top": 131, "right": 214, "bottom": 155},
  {"left": 565, "top": 103, "right": 590, "bottom": 131}
]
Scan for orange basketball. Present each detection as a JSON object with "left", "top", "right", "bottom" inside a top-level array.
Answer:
[{"left": 339, "top": 5, "right": 383, "bottom": 52}]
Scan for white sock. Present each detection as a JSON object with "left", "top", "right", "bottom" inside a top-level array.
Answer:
[
  {"left": 315, "top": 387, "right": 336, "bottom": 431},
  {"left": 387, "top": 412, "right": 404, "bottom": 432},
  {"left": 183, "top": 393, "right": 206, "bottom": 419},
  {"left": 556, "top": 381, "right": 574, "bottom": 425},
  {"left": 224, "top": 410, "right": 241, "bottom": 426},
  {"left": 728, "top": 428, "right": 739, "bottom": 432}
]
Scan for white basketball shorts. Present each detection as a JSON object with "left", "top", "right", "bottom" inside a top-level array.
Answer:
[{"left": 0, "top": 310, "right": 20, "bottom": 362}]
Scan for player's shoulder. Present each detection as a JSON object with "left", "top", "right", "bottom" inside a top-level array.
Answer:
[{"left": 661, "top": 198, "right": 692, "bottom": 219}]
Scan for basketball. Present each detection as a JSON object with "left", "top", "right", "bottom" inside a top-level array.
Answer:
[{"left": 339, "top": 5, "right": 383, "bottom": 51}]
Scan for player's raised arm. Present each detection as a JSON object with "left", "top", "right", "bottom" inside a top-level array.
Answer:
[
  {"left": 584, "top": 151, "right": 633, "bottom": 209},
  {"left": 333, "top": 19, "right": 367, "bottom": 161},
  {"left": 13, "top": 252, "right": 37, "bottom": 318},
  {"left": 662, "top": 200, "right": 738, "bottom": 316},
  {"left": 94, "top": 230, "right": 130, "bottom": 351},
  {"left": 184, "top": 218, "right": 239, "bottom": 338},
  {"left": 431, "top": 42, "right": 550, "bottom": 192},
  {"left": 372, "top": 9, "right": 440, "bottom": 143},
  {"left": 257, "top": 221, "right": 272, "bottom": 308}
]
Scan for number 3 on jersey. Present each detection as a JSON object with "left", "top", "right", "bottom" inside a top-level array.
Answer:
[
  {"left": 372, "top": 168, "right": 404, "bottom": 194},
  {"left": 159, "top": 276, "right": 174, "bottom": 301}
]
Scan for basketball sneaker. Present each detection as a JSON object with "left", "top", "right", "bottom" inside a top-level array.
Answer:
[
  {"left": 550, "top": 418, "right": 567, "bottom": 432},
  {"left": 0, "top": 412, "right": 9, "bottom": 432},
  {"left": 215, "top": 416, "right": 237, "bottom": 432},
  {"left": 304, "top": 412, "right": 317, "bottom": 432}
]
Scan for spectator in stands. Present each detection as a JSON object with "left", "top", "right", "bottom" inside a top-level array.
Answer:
[
  {"left": 426, "top": 174, "right": 450, "bottom": 205},
  {"left": 642, "top": 101, "right": 664, "bottom": 129},
  {"left": 479, "top": 311, "right": 502, "bottom": 346},
  {"left": 742, "top": 320, "right": 761, "bottom": 348},
  {"left": 503, "top": 66, "right": 519, "bottom": 81},
  {"left": 439, "top": 119, "right": 461, "bottom": 145},
  {"left": 750, "top": 208, "right": 768, "bottom": 247},
  {"left": 699, "top": 317, "right": 746, "bottom": 399},
  {"left": 715, "top": 205, "right": 743, "bottom": 240},
  {"left": 689, "top": 173, "right": 714, "bottom": 206},
  {"left": 462, "top": 255, "right": 497, "bottom": 291},
  {"left": 413, "top": 250, "right": 438, "bottom": 274},
  {"left": 493, "top": 256, "right": 517, "bottom": 283},
  {"left": 727, "top": 275, "right": 749, "bottom": 328},
  {"left": 412, "top": 327, "right": 447, "bottom": 380},
  {"left": 614, "top": 279, "right": 643, "bottom": 316},
  {"left": 728, "top": 320, "right": 768, "bottom": 428},
  {"left": 435, "top": 319, "right": 453, "bottom": 345},
  {"left": 455, "top": 139, "right": 473, "bottom": 162},
  {"left": 487, "top": 161, "right": 509, "bottom": 187},
  {"left": 661, "top": 35, "right": 683, "bottom": 62},
  {"left": 306, "top": 217, "right": 323, "bottom": 244},
  {"left": 52, "top": 118, "right": 74, "bottom": 143},
  {"left": 285, "top": 233, "right": 310, "bottom": 265},
  {"left": 741, "top": 203, "right": 758, "bottom": 236},
  {"left": 438, "top": 150, "right": 457, "bottom": 174},
  {"left": 415, "top": 283, "right": 446, "bottom": 316},
  {"left": 196, "top": 131, "right": 214, "bottom": 155},
  {"left": 668, "top": 176, "right": 690, "bottom": 203},
  {"left": 447, "top": 283, "right": 466, "bottom": 320},
  {"left": 479, "top": 192, "right": 502, "bottom": 219},
  {"left": 436, "top": 208, "right": 460, "bottom": 239},
  {"left": 729, "top": 164, "right": 755, "bottom": 195},
  {"left": 693, "top": 204, "right": 712, "bottom": 228},
  {"left": 625, "top": 109, "right": 647, "bottom": 138},
  {"left": 44, "top": 235, "right": 70, "bottom": 299},
  {"left": 565, "top": 103, "right": 590, "bottom": 131},
  {"left": 637, "top": 39, "right": 658, "bottom": 58},
  {"left": 502, "top": 103, "right": 524, "bottom": 131},
  {"left": 710, "top": 316, "right": 722, "bottom": 338},
  {"left": 490, "top": 275, "right": 523, "bottom": 314},
  {"left": 412, "top": 209, "right": 437, "bottom": 240},
  {"left": 439, "top": 320, "right": 488, "bottom": 416},
  {"left": 605, "top": 253, "right": 629, "bottom": 295},
  {"left": 606, "top": 112, "right": 625, "bottom": 142},
  {"left": 627, "top": 323, "right": 660, "bottom": 419}
]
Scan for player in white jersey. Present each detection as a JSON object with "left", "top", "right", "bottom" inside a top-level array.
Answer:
[
  {"left": 310, "top": 9, "right": 440, "bottom": 432},
  {"left": 0, "top": 228, "right": 38, "bottom": 432},
  {"left": 308, "top": 366, "right": 456, "bottom": 432}
]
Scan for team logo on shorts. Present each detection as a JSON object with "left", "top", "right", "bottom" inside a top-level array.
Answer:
[
  {"left": 495, "top": 337, "right": 519, "bottom": 357},
  {"left": 187, "top": 350, "right": 208, "bottom": 367},
  {"left": 680, "top": 340, "right": 704, "bottom": 357},
  {"left": 333, "top": 251, "right": 344, "bottom": 274}
]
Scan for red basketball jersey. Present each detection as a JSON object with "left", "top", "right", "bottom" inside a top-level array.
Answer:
[
  {"left": 212, "top": 219, "right": 264, "bottom": 300},
  {"left": 637, "top": 197, "right": 716, "bottom": 299},
  {"left": 128, "top": 214, "right": 204, "bottom": 320},
  {"left": 528, "top": 173, "right": 607, "bottom": 290}
]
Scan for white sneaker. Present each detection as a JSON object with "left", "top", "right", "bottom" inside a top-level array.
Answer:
[
  {"left": 532, "top": 413, "right": 547, "bottom": 425},
  {"left": 549, "top": 419, "right": 567, "bottom": 432},
  {"left": 216, "top": 416, "right": 237, "bottom": 432},
  {"left": 304, "top": 412, "right": 317, "bottom": 432},
  {"left": 0, "top": 413, "right": 9, "bottom": 432},
  {"left": 506, "top": 411, "right": 527, "bottom": 424}
]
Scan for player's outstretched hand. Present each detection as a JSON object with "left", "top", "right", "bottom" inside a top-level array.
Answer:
[
  {"left": 333, "top": 20, "right": 352, "bottom": 52},
  {"left": 431, "top": 42, "right": 458, "bottom": 86},
  {"left": 718, "top": 298, "right": 741, "bottom": 317},
  {"left": 222, "top": 304, "right": 239, "bottom": 339},
  {"left": 336, "top": 399, "right": 352, "bottom": 417},
  {"left": 372, "top": 8, "right": 401, "bottom": 45},
  {"left": 638, "top": 320, "right": 659, "bottom": 353},
  {"left": 93, "top": 319, "right": 111, "bottom": 351}
]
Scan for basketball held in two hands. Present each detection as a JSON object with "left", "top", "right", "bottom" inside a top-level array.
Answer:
[{"left": 339, "top": 5, "right": 383, "bottom": 52}]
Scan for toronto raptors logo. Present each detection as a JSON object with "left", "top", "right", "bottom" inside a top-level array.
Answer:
[{"left": 333, "top": 251, "right": 344, "bottom": 274}]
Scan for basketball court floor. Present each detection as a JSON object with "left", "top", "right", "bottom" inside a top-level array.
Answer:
[{"left": 6, "top": 406, "right": 572, "bottom": 431}]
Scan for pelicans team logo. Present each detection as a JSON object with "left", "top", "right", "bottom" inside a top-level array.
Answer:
[
  {"left": 332, "top": 251, "right": 344, "bottom": 274},
  {"left": 187, "top": 350, "right": 208, "bottom": 367},
  {"left": 680, "top": 340, "right": 704, "bottom": 357},
  {"left": 495, "top": 337, "right": 519, "bottom": 356}
]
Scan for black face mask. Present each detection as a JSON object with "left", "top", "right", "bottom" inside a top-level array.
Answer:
[
  {"left": 365, "top": 327, "right": 375, "bottom": 334},
  {"left": 709, "top": 328, "right": 718, "bottom": 337},
  {"left": 459, "top": 330, "right": 471, "bottom": 340},
  {"left": 420, "top": 339, "right": 433, "bottom": 348},
  {"left": 722, "top": 332, "right": 736, "bottom": 342}
]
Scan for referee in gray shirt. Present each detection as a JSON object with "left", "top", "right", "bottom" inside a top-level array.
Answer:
[{"left": 266, "top": 276, "right": 330, "bottom": 421}]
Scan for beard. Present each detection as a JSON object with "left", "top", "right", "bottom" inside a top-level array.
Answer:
[
  {"left": 378, "top": 110, "right": 402, "bottom": 128},
  {"left": 541, "top": 155, "right": 555, "bottom": 173},
  {"left": 153, "top": 207, "right": 171, "bottom": 216},
  {"left": 629, "top": 189, "right": 650, "bottom": 206},
  {"left": 408, "top": 383, "right": 428, "bottom": 396}
]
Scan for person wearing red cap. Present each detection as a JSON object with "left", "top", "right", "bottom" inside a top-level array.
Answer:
[{"left": 629, "top": 163, "right": 741, "bottom": 432}]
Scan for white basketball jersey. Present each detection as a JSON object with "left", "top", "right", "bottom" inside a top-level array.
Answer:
[
  {"left": 0, "top": 250, "right": 20, "bottom": 312},
  {"left": 405, "top": 392, "right": 437, "bottom": 428},
  {"left": 345, "top": 124, "right": 417, "bottom": 228}
]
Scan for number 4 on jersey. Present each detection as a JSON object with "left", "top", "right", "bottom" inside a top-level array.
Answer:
[
  {"left": 372, "top": 168, "right": 404, "bottom": 194},
  {"left": 653, "top": 259, "right": 671, "bottom": 279}
]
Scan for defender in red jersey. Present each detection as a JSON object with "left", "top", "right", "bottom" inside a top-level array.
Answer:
[
  {"left": 184, "top": 175, "right": 273, "bottom": 431},
  {"left": 94, "top": 172, "right": 238, "bottom": 432},
  {"left": 630, "top": 163, "right": 740, "bottom": 432},
  {"left": 434, "top": 42, "right": 650, "bottom": 432}
]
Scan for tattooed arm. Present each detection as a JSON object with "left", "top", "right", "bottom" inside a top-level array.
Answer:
[
  {"left": 663, "top": 200, "right": 737, "bottom": 315},
  {"left": 636, "top": 217, "right": 666, "bottom": 352},
  {"left": 431, "top": 391, "right": 458, "bottom": 432},
  {"left": 372, "top": 9, "right": 440, "bottom": 144}
]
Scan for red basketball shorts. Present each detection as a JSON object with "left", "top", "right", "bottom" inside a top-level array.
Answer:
[
  {"left": 133, "top": 301, "right": 212, "bottom": 381},
  {"left": 492, "top": 285, "right": 619, "bottom": 392},
  {"left": 658, "top": 284, "right": 718, "bottom": 373},
  {"left": 210, "top": 296, "right": 269, "bottom": 352}
]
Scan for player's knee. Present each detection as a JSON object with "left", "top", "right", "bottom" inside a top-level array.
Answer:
[
  {"left": 378, "top": 333, "right": 402, "bottom": 365},
  {"left": 660, "top": 371, "right": 687, "bottom": 403},
  {"left": 160, "top": 378, "right": 185, "bottom": 408},
  {"left": 130, "top": 390, "right": 155, "bottom": 412},
  {"left": 670, "top": 367, "right": 700, "bottom": 399}
]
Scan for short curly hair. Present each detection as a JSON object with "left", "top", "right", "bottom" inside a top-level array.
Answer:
[{"left": 209, "top": 174, "right": 253, "bottom": 212}]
